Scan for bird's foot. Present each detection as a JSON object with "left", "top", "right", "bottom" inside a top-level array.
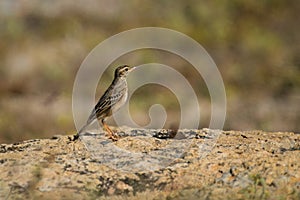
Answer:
[{"left": 106, "top": 131, "right": 120, "bottom": 141}]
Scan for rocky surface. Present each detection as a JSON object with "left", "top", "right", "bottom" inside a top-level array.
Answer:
[{"left": 0, "top": 128, "right": 299, "bottom": 199}]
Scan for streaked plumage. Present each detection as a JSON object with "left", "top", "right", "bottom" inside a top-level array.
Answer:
[{"left": 74, "top": 65, "right": 135, "bottom": 141}]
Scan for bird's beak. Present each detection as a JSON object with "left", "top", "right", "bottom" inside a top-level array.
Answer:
[{"left": 129, "top": 66, "right": 137, "bottom": 72}]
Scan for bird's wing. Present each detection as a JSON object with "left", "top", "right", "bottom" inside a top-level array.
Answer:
[{"left": 85, "top": 86, "right": 125, "bottom": 125}]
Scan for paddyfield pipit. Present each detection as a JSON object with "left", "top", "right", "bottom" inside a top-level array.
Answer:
[{"left": 73, "top": 65, "right": 136, "bottom": 141}]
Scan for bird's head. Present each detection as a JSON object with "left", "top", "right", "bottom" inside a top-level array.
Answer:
[{"left": 114, "top": 65, "right": 135, "bottom": 78}]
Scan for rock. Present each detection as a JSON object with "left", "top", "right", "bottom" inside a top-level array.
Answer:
[{"left": 0, "top": 128, "right": 299, "bottom": 199}]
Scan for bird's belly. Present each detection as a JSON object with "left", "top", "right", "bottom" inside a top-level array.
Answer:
[{"left": 111, "top": 91, "right": 128, "bottom": 113}]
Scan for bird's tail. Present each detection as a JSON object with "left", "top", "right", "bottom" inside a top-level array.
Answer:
[
  {"left": 71, "top": 115, "right": 97, "bottom": 141},
  {"left": 75, "top": 117, "right": 97, "bottom": 136},
  {"left": 71, "top": 124, "right": 88, "bottom": 141},
  {"left": 77, "top": 123, "right": 89, "bottom": 136}
]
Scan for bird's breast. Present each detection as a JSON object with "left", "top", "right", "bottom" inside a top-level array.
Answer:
[{"left": 111, "top": 80, "right": 128, "bottom": 113}]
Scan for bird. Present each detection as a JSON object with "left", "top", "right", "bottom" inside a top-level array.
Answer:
[{"left": 72, "top": 65, "right": 136, "bottom": 141}]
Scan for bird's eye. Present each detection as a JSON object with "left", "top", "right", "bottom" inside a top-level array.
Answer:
[{"left": 125, "top": 68, "right": 129, "bottom": 71}]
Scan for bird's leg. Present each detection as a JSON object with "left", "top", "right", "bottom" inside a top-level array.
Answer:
[{"left": 101, "top": 119, "right": 119, "bottom": 141}]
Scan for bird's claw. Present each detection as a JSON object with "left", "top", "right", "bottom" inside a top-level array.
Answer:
[{"left": 106, "top": 131, "right": 120, "bottom": 141}]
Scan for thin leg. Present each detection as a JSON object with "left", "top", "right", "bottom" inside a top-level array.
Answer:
[{"left": 101, "top": 119, "right": 119, "bottom": 141}]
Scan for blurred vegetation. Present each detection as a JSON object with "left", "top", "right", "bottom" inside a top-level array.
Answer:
[{"left": 0, "top": 0, "right": 299, "bottom": 143}]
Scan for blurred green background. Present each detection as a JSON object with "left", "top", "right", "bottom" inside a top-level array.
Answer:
[{"left": 0, "top": 0, "right": 299, "bottom": 143}]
